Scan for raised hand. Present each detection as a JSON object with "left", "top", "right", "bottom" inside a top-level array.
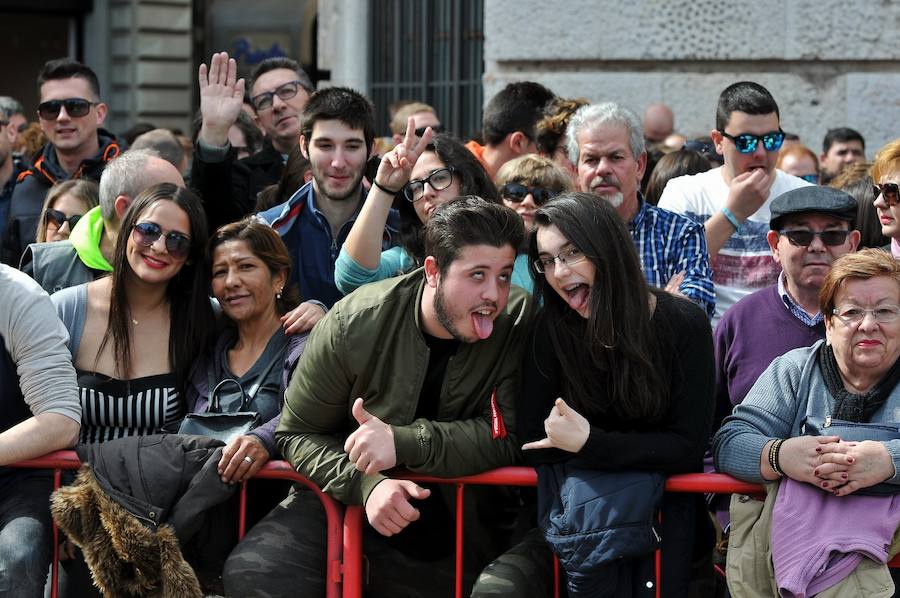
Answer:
[
  {"left": 521, "top": 398, "right": 590, "bottom": 453},
  {"left": 372, "top": 116, "right": 434, "bottom": 194},
  {"left": 280, "top": 301, "right": 326, "bottom": 334},
  {"left": 365, "top": 479, "right": 431, "bottom": 536},
  {"left": 725, "top": 168, "right": 773, "bottom": 222},
  {"left": 344, "top": 398, "right": 397, "bottom": 475},
  {"left": 198, "top": 51, "right": 246, "bottom": 147}
]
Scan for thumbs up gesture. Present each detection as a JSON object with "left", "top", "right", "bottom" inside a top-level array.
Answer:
[
  {"left": 344, "top": 398, "right": 397, "bottom": 475},
  {"left": 521, "top": 398, "right": 590, "bottom": 453}
]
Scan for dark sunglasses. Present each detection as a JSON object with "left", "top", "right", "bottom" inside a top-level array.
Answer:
[
  {"left": 403, "top": 166, "right": 455, "bottom": 202},
  {"left": 778, "top": 229, "right": 850, "bottom": 247},
  {"left": 414, "top": 124, "right": 444, "bottom": 137},
  {"left": 37, "top": 98, "right": 96, "bottom": 120},
  {"left": 251, "top": 80, "right": 305, "bottom": 111},
  {"left": 499, "top": 182, "right": 559, "bottom": 205},
  {"left": 718, "top": 129, "right": 785, "bottom": 154},
  {"left": 131, "top": 222, "right": 192, "bottom": 259},
  {"left": 874, "top": 182, "right": 900, "bottom": 206},
  {"left": 44, "top": 209, "right": 82, "bottom": 230}
]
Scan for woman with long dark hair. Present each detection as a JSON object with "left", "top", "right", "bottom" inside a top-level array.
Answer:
[
  {"left": 52, "top": 182, "right": 215, "bottom": 443},
  {"left": 472, "top": 192, "right": 715, "bottom": 597},
  {"left": 335, "top": 121, "right": 523, "bottom": 294}
]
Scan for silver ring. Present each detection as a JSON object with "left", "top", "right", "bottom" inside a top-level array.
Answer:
[{"left": 244, "top": 455, "right": 253, "bottom": 464}]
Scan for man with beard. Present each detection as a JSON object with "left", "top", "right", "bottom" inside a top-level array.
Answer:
[
  {"left": 567, "top": 102, "right": 715, "bottom": 318},
  {"left": 256, "top": 87, "right": 400, "bottom": 332},
  {"left": 658, "top": 82, "right": 811, "bottom": 324},
  {"left": 223, "top": 197, "right": 532, "bottom": 597}
]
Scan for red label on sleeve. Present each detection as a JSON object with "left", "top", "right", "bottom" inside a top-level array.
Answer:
[{"left": 490, "top": 388, "right": 507, "bottom": 439}]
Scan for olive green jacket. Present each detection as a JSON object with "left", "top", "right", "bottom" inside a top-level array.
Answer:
[{"left": 275, "top": 268, "right": 534, "bottom": 506}]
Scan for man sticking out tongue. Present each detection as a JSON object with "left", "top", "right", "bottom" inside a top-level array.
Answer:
[{"left": 235, "top": 196, "right": 534, "bottom": 597}]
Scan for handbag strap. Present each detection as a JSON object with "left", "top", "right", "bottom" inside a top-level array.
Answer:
[{"left": 207, "top": 342, "right": 284, "bottom": 413}]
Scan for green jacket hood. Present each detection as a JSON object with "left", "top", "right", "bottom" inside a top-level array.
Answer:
[{"left": 69, "top": 206, "right": 112, "bottom": 272}]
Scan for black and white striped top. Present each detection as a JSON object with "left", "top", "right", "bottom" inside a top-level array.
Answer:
[{"left": 76, "top": 370, "right": 183, "bottom": 444}]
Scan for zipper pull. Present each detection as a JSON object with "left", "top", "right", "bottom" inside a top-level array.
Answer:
[{"left": 824, "top": 416, "right": 831, "bottom": 428}]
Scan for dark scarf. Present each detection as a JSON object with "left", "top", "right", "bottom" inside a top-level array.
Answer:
[{"left": 817, "top": 343, "right": 900, "bottom": 422}]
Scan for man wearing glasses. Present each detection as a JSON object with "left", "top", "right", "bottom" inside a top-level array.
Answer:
[
  {"left": 659, "top": 81, "right": 812, "bottom": 324},
  {"left": 3, "top": 59, "right": 119, "bottom": 267},
  {"left": 192, "top": 52, "right": 314, "bottom": 231}
]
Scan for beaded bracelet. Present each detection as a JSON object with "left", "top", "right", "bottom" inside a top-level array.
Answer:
[{"left": 768, "top": 438, "right": 785, "bottom": 477}]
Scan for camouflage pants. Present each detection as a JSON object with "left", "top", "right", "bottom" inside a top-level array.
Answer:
[
  {"left": 470, "top": 527, "right": 556, "bottom": 597},
  {"left": 223, "top": 486, "right": 484, "bottom": 597}
]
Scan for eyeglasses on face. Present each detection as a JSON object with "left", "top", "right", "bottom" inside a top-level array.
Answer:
[
  {"left": 403, "top": 167, "right": 455, "bottom": 202},
  {"left": 874, "top": 182, "right": 900, "bottom": 206},
  {"left": 414, "top": 124, "right": 444, "bottom": 137},
  {"left": 37, "top": 98, "right": 97, "bottom": 120},
  {"left": 718, "top": 129, "right": 785, "bottom": 154},
  {"left": 45, "top": 209, "right": 82, "bottom": 230},
  {"left": 131, "top": 222, "right": 192, "bottom": 260},
  {"left": 499, "top": 182, "right": 559, "bottom": 205},
  {"left": 778, "top": 229, "right": 850, "bottom": 247},
  {"left": 251, "top": 80, "right": 306, "bottom": 111},
  {"left": 832, "top": 304, "right": 900, "bottom": 325},
  {"left": 533, "top": 247, "right": 588, "bottom": 274}
]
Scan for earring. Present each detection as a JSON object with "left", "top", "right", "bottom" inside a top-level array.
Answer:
[{"left": 276, "top": 288, "right": 283, "bottom": 299}]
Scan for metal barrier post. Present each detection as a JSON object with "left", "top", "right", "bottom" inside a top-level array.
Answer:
[{"left": 342, "top": 505, "right": 364, "bottom": 598}]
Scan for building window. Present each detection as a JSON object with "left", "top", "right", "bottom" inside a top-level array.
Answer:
[{"left": 369, "top": 0, "right": 484, "bottom": 141}]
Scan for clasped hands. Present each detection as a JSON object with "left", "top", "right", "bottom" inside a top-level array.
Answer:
[
  {"left": 778, "top": 435, "right": 895, "bottom": 497},
  {"left": 345, "top": 398, "right": 432, "bottom": 537}
]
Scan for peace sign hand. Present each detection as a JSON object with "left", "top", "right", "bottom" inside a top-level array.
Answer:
[{"left": 372, "top": 116, "right": 434, "bottom": 194}]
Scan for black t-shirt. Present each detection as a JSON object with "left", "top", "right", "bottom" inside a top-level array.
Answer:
[{"left": 381, "top": 332, "right": 460, "bottom": 559}]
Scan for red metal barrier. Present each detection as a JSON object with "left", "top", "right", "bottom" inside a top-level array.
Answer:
[
  {"left": 14, "top": 455, "right": 900, "bottom": 597},
  {"left": 341, "top": 469, "right": 900, "bottom": 598},
  {"left": 13, "top": 451, "right": 345, "bottom": 598}
]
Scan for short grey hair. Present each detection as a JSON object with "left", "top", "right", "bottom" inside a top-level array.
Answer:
[
  {"left": 0, "top": 96, "right": 24, "bottom": 121},
  {"left": 130, "top": 129, "right": 185, "bottom": 171},
  {"left": 98, "top": 149, "right": 161, "bottom": 222},
  {"left": 566, "top": 102, "right": 645, "bottom": 166}
]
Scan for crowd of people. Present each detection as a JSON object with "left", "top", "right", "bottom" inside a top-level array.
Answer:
[{"left": 1, "top": 48, "right": 900, "bottom": 598}]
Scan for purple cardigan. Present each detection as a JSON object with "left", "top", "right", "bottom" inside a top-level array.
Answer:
[
  {"left": 771, "top": 477, "right": 900, "bottom": 597},
  {"left": 186, "top": 331, "right": 308, "bottom": 457}
]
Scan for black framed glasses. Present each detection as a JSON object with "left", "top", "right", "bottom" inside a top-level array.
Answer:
[
  {"left": 37, "top": 98, "right": 96, "bottom": 120},
  {"left": 403, "top": 167, "right": 455, "bottom": 202},
  {"left": 718, "top": 129, "right": 785, "bottom": 154},
  {"left": 131, "top": 222, "right": 192, "bottom": 260},
  {"left": 533, "top": 247, "right": 588, "bottom": 274},
  {"left": 874, "top": 182, "right": 900, "bottom": 206},
  {"left": 44, "top": 209, "right": 82, "bottom": 230},
  {"left": 414, "top": 124, "right": 444, "bottom": 137},
  {"left": 778, "top": 229, "right": 850, "bottom": 247},
  {"left": 251, "top": 81, "right": 306, "bottom": 111},
  {"left": 499, "top": 182, "right": 559, "bottom": 205}
]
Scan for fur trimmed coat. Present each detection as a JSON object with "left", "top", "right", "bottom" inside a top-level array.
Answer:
[{"left": 51, "top": 434, "right": 237, "bottom": 597}]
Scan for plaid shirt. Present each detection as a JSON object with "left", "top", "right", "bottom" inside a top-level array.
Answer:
[
  {"left": 777, "top": 271, "right": 823, "bottom": 327},
  {"left": 629, "top": 197, "right": 716, "bottom": 318}
]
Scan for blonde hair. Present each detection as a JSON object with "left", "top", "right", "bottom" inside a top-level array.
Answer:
[
  {"left": 36, "top": 179, "right": 99, "bottom": 242},
  {"left": 820, "top": 249, "right": 900, "bottom": 317},
  {"left": 390, "top": 102, "right": 437, "bottom": 135},
  {"left": 872, "top": 139, "right": 900, "bottom": 184},
  {"left": 495, "top": 154, "right": 572, "bottom": 192}
]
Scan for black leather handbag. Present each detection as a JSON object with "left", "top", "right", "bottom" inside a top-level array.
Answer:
[
  {"left": 801, "top": 415, "right": 900, "bottom": 496},
  {"left": 178, "top": 352, "right": 281, "bottom": 445}
]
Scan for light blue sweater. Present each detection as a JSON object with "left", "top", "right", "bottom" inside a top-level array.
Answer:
[{"left": 713, "top": 340, "right": 900, "bottom": 486}]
